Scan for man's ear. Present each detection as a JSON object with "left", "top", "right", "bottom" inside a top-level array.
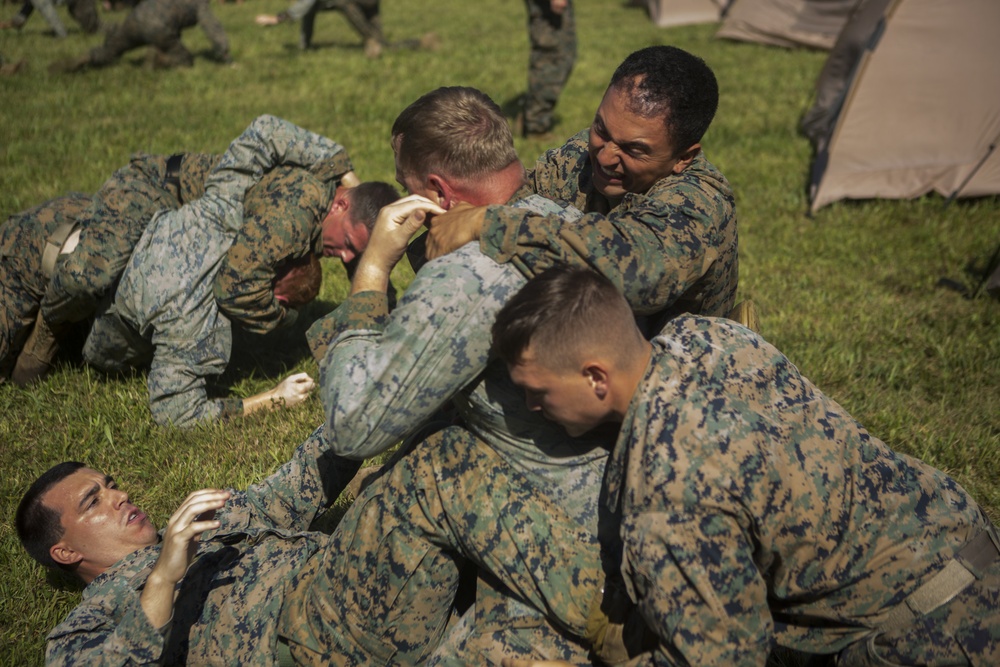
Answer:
[
  {"left": 425, "top": 174, "right": 455, "bottom": 209},
  {"left": 671, "top": 143, "right": 701, "bottom": 174},
  {"left": 583, "top": 363, "right": 610, "bottom": 400},
  {"left": 50, "top": 542, "right": 83, "bottom": 568}
]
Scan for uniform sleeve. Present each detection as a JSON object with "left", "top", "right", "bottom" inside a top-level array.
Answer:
[
  {"left": 305, "top": 245, "right": 524, "bottom": 459},
  {"left": 46, "top": 596, "right": 170, "bottom": 666},
  {"left": 622, "top": 509, "right": 772, "bottom": 667},
  {"left": 213, "top": 172, "right": 326, "bottom": 334},
  {"left": 480, "top": 181, "right": 732, "bottom": 316},
  {"left": 195, "top": 0, "right": 230, "bottom": 61},
  {"left": 205, "top": 114, "right": 349, "bottom": 216},
  {"left": 222, "top": 424, "right": 363, "bottom": 532}
]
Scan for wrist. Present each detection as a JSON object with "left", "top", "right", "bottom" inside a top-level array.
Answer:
[{"left": 351, "top": 256, "right": 392, "bottom": 294}]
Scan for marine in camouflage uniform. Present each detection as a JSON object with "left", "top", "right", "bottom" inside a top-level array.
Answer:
[
  {"left": 493, "top": 264, "right": 1000, "bottom": 665},
  {"left": 50, "top": 0, "right": 230, "bottom": 72},
  {"left": 613, "top": 315, "right": 1000, "bottom": 666},
  {"left": 81, "top": 115, "right": 348, "bottom": 427},
  {"left": 41, "top": 152, "right": 218, "bottom": 330},
  {"left": 290, "top": 190, "right": 615, "bottom": 664},
  {"left": 0, "top": 193, "right": 92, "bottom": 379},
  {"left": 522, "top": 0, "right": 576, "bottom": 136},
  {"left": 43, "top": 425, "right": 355, "bottom": 666},
  {"left": 38, "top": 420, "right": 605, "bottom": 665},
  {"left": 480, "top": 130, "right": 738, "bottom": 332},
  {"left": 212, "top": 157, "right": 359, "bottom": 335}
]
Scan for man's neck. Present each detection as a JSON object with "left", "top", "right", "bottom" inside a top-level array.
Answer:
[{"left": 456, "top": 161, "right": 527, "bottom": 207}]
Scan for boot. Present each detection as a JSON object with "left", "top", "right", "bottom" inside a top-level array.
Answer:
[{"left": 11, "top": 314, "right": 61, "bottom": 387}]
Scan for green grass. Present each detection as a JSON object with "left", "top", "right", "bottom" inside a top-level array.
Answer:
[{"left": 2, "top": 0, "right": 999, "bottom": 663}]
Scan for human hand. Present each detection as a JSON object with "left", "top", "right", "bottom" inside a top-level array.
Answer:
[
  {"left": 352, "top": 195, "right": 446, "bottom": 293},
  {"left": 271, "top": 372, "right": 316, "bottom": 409},
  {"left": 424, "top": 202, "right": 486, "bottom": 259},
  {"left": 501, "top": 660, "right": 574, "bottom": 667},
  {"left": 255, "top": 14, "right": 280, "bottom": 26},
  {"left": 550, "top": 0, "right": 568, "bottom": 14},
  {"left": 340, "top": 170, "right": 361, "bottom": 188},
  {"left": 152, "top": 489, "right": 229, "bottom": 587}
]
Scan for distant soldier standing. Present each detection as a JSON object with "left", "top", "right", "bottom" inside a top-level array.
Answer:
[
  {"left": 255, "top": 0, "right": 437, "bottom": 59},
  {"left": 49, "top": 0, "right": 230, "bottom": 72},
  {"left": 521, "top": 0, "right": 575, "bottom": 137},
  {"left": 0, "top": 0, "right": 100, "bottom": 38}
]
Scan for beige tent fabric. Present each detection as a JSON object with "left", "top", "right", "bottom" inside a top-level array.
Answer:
[
  {"left": 646, "top": 0, "right": 730, "bottom": 27},
  {"left": 810, "top": 0, "right": 1000, "bottom": 212},
  {"left": 716, "top": 0, "right": 862, "bottom": 49}
]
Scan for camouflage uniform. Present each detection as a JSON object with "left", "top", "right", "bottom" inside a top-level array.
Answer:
[
  {"left": 609, "top": 315, "right": 1000, "bottom": 665},
  {"left": 0, "top": 194, "right": 92, "bottom": 379},
  {"left": 280, "top": 0, "right": 381, "bottom": 50},
  {"left": 482, "top": 131, "right": 738, "bottom": 333},
  {"left": 522, "top": 0, "right": 576, "bottom": 135},
  {"left": 59, "top": 0, "right": 230, "bottom": 71},
  {"left": 299, "top": 195, "right": 612, "bottom": 663},
  {"left": 281, "top": 424, "right": 610, "bottom": 666},
  {"left": 41, "top": 152, "right": 218, "bottom": 328},
  {"left": 5, "top": 0, "right": 100, "bottom": 37},
  {"left": 212, "top": 156, "right": 354, "bottom": 335},
  {"left": 82, "top": 115, "right": 348, "bottom": 427},
  {"left": 45, "top": 424, "right": 362, "bottom": 666},
  {"left": 291, "top": 132, "right": 739, "bottom": 660}
]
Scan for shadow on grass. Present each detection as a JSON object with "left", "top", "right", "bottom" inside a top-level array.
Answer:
[{"left": 220, "top": 296, "right": 341, "bottom": 384}]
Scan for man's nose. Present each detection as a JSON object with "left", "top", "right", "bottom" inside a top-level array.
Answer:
[
  {"left": 596, "top": 142, "right": 619, "bottom": 165},
  {"left": 110, "top": 488, "right": 128, "bottom": 507}
]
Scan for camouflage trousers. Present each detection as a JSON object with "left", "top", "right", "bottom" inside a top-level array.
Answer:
[
  {"left": 300, "top": 0, "right": 381, "bottom": 49},
  {"left": 523, "top": 0, "right": 575, "bottom": 134},
  {"left": 836, "top": 529, "right": 1000, "bottom": 667},
  {"left": 0, "top": 193, "right": 91, "bottom": 378},
  {"left": 41, "top": 153, "right": 211, "bottom": 327},
  {"left": 280, "top": 425, "right": 605, "bottom": 665}
]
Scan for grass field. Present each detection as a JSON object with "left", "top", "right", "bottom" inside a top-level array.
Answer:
[{"left": 2, "top": 0, "right": 999, "bottom": 663}]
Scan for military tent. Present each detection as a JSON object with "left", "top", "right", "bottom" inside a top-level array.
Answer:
[
  {"left": 643, "top": 0, "right": 731, "bottom": 27},
  {"left": 716, "top": 0, "right": 863, "bottom": 50},
  {"left": 805, "top": 0, "right": 1000, "bottom": 212}
]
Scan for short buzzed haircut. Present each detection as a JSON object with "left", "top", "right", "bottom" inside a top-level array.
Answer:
[
  {"left": 347, "top": 181, "right": 399, "bottom": 231},
  {"left": 16, "top": 461, "right": 87, "bottom": 570},
  {"left": 392, "top": 86, "right": 519, "bottom": 182},
  {"left": 492, "top": 266, "right": 643, "bottom": 372},
  {"left": 609, "top": 46, "right": 719, "bottom": 154}
]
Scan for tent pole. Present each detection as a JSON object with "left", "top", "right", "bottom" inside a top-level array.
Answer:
[{"left": 945, "top": 138, "right": 998, "bottom": 207}]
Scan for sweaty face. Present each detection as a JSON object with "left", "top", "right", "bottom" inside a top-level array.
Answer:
[
  {"left": 508, "top": 348, "right": 609, "bottom": 438},
  {"left": 588, "top": 86, "right": 684, "bottom": 200},
  {"left": 44, "top": 468, "right": 158, "bottom": 571},
  {"left": 322, "top": 192, "right": 370, "bottom": 264}
]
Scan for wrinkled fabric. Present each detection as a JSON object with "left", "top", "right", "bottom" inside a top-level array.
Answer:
[
  {"left": 83, "top": 115, "right": 348, "bottom": 427},
  {"left": 610, "top": 315, "right": 1000, "bottom": 666}
]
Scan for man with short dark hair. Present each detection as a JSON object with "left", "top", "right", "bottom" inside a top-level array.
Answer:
[
  {"left": 493, "top": 265, "right": 1000, "bottom": 666},
  {"left": 17, "top": 430, "right": 357, "bottom": 665},
  {"left": 427, "top": 45, "right": 737, "bottom": 333}
]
